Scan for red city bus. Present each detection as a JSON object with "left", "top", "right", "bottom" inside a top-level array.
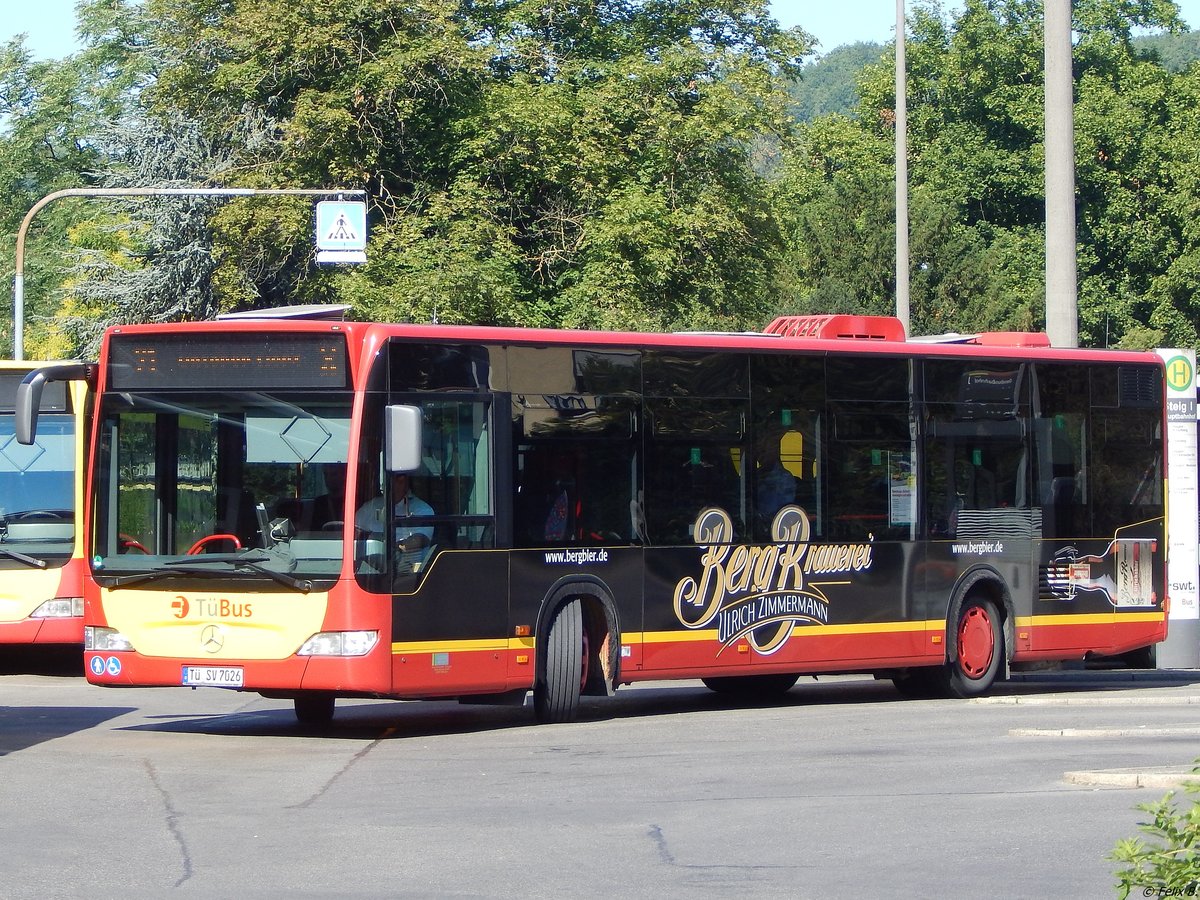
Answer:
[
  {"left": 17, "top": 312, "right": 1168, "bottom": 723},
  {"left": 1, "top": 361, "right": 89, "bottom": 645}
]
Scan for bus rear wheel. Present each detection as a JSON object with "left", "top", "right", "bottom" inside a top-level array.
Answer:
[
  {"left": 534, "top": 599, "right": 583, "bottom": 724},
  {"left": 946, "top": 596, "right": 1002, "bottom": 697},
  {"left": 294, "top": 694, "right": 335, "bottom": 725}
]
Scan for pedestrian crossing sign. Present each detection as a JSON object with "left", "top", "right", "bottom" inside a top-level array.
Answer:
[{"left": 315, "top": 200, "right": 367, "bottom": 263}]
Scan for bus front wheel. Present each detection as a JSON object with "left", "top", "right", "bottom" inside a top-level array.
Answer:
[
  {"left": 294, "top": 694, "right": 335, "bottom": 725},
  {"left": 534, "top": 599, "right": 583, "bottom": 724}
]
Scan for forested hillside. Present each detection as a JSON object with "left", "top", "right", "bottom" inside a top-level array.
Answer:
[
  {"left": 791, "top": 27, "right": 1200, "bottom": 121},
  {"left": 789, "top": 43, "right": 884, "bottom": 122}
]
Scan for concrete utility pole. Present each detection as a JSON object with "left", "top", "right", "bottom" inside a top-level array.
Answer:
[
  {"left": 1044, "top": 0, "right": 1079, "bottom": 347},
  {"left": 11, "top": 186, "right": 367, "bottom": 360},
  {"left": 895, "top": 0, "right": 910, "bottom": 336}
]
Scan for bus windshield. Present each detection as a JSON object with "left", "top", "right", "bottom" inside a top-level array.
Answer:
[
  {"left": 0, "top": 412, "right": 76, "bottom": 563},
  {"left": 92, "top": 389, "right": 354, "bottom": 583}
]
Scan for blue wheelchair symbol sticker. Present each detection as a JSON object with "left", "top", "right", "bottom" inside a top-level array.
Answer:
[{"left": 105, "top": 656, "right": 122, "bottom": 677}]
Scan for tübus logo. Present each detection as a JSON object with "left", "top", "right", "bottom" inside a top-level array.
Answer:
[
  {"left": 169, "top": 595, "right": 253, "bottom": 619},
  {"left": 672, "top": 506, "right": 872, "bottom": 655}
]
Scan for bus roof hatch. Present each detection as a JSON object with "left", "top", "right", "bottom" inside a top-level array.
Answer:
[{"left": 763, "top": 315, "right": 906, "bottom": 342}]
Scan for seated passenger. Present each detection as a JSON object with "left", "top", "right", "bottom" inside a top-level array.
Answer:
[{"left": 755, "top": 430, "right": 798, "bottom": 524}]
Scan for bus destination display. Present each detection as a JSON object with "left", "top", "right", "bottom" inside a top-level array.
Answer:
[{"left": 108, "top": 333, "right": 349, "bottom": 390}]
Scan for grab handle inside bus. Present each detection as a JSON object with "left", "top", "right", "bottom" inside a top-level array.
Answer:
[
  {"left": 16, "top": 363, "right": 95, "bottom": 445},
  {"left": 385, "top": 404, "right": 423, "bottom": 472}
]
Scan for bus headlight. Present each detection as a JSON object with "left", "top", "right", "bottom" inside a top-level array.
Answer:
[
  {"left": 32, "top": 597, "right": 84, "bottom": 618},
  {"left": 297, "top": 630, "right": 378, "bottom": 657},
  {"left": 84, "top": 626, "right": 135, "bottom": 652}
]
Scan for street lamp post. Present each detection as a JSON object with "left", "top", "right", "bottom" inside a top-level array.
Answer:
[
  {"left": 1044, "top": 0, "right": 1078, "bottom": 347},
  {"left": 895, "top": 0, "right": 910, "bottom": 335},
  {"left": 11, "top": 186, "right": 367, "bottom": 360}
]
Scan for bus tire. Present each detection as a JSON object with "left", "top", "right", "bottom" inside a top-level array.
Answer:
[
  {"left": 1121, "top": 644, "right": 1156, "bottom": 669},
  {"left": 294, "top": 694, "right": 335, "bottom": 725},
  {"left": 701, "top": 674, "right": 799, "bottom": 696},
  {"left": 534, "top": 598, "right": 583, "bottom": 724},
  {"left": 945, "top": 595, "right": 1003, "bottom": 697}
]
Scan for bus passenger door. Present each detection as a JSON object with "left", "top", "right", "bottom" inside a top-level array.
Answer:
[
  {"left": 922, "top": 361, "right": 1037, "bottom": 657},
  {"left": 366, "top": 388, "right": 509, "bottom": 696},
  {"left": 1030, "top": 364, "right": 1114, "bottom": 654}
]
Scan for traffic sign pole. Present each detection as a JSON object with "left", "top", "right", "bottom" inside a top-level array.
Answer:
[{"left": 11, "top": 186, "right": 366, "bottom": 360}]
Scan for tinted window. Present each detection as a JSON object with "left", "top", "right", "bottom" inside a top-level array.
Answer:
[
  {"left": 826, "top": 357, "right": 914, "bottom": 540},
  {"left": 510, "top": 347, "right": 639, "bottom": 548},
  {"left": 643, "top": 352, "right": 749, "bottom": 544},
  {"left": 643, "top": 351, "right": 747, "bottom": 397},
  {"left": 924, "top": 361, "right": 1030, "bottom": 540},
  {"left": 389, "top": 341, "right": 496, "bottom": 391},
  {"left": 749, "top": 354, "right": 824, "bottom": 540}
]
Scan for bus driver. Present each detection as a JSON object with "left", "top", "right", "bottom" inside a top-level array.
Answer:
[{"left": 355, "top": 471, "right": 435, "bottom": 567}]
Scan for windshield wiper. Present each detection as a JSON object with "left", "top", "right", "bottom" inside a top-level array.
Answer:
[
  {"left": 166, "top": 553, "right": 313, "bottom": 593},
  {"left": 106, "top": 568, "right": 178, "bottom": 588},
  {"left": 0, "top": 546, "right": 48, "bottom": 569},
  {"left": 105, "top": 552, "right": 313, "bottom": 592}
]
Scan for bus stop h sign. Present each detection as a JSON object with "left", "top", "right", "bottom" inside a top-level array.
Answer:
[{"left": 315, "top": 200, "right": 367, "bottom": 264}]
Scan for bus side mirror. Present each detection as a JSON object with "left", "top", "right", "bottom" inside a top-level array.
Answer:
[
  {"left": 16, "top": 363, "right": 93, "bottom": 445},
  {"left": 385, "top": 405, "right": 422, "bottom": 472},
  {"left": 15, "top": 374, "right": 45, "bottom": 445}
]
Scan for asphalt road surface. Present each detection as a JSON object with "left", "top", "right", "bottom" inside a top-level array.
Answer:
[{"left": 2, "top": 655, "right": 1198, "bottom": 899}]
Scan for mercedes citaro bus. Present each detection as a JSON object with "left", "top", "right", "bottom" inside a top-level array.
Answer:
[{"left": 17, "top": 311, "right": 1168, "bottom": 723}]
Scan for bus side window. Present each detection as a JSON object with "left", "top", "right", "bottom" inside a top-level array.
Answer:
[
  {"left": 1034, "top": 364, "right": 1091, "bottom": 539},
  {"left": 544, "top": 449, "right": 579, "bottom": 542},
  {"left": 515, "top": 441, "right": 636, "bottom": 546},
  {"left": 643, "top": 442, "right": 744, "bottom": 545},
  {"left": 515, "top": 446, "right": 572, "bottom": 546}
]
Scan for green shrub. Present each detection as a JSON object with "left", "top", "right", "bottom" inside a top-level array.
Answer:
[{"left": 1111, "top": 761, "right": 1200, "bottom": 898}]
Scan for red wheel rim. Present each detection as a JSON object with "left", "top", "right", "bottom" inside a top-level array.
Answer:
[{"left": 957, "top": 605, "right": 994, "bottom": 679}]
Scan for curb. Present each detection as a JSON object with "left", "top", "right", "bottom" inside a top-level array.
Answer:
[
  {"left": 1012, "top": 726, "right": 1200, "bottom": 737},
  {"left": 974, "top": 693, "right": 1200, "bottom": 705},
  {"left": 1008, "top": 669, "right": 1200, "bottom": 684},
  {"left": 1064, "top": 767, "right": 1199, "bottom": 789}
]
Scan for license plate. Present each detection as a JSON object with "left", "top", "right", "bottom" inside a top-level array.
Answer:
[{"left": 182, "top": 666, "right": 244, "bottom": 687}]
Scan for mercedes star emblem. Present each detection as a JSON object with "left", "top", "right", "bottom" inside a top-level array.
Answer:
[{"left": 200, "top": 624, "right": 224, "bottom": 653}]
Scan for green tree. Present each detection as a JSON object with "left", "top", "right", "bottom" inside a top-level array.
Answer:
[
  {"left": 124, "top": 0, "right": 810, "bottom": 332},
  {"left": 60, "top": 112, "right": 240, "bottom": 354},
  {"left": 772, "top": 114, "right": 898, "bottom": 317},
  {"left": 785, "top": 0, "right": 1193, "bottom": 345},
  {"left": 0, "top": 36, "right": 104, "bottom": 356},
  {"left": 2, "top": 0, "right": 202, "bottom": 358}
]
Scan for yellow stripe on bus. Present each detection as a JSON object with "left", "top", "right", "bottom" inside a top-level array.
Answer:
[
  {"left": 391, "top": 638, "right": 530, "bottom": 654},
  {"left": 390, "top": 612, "right": 1164, "bottom": 655},
  {"left": 1013, "top": 612, "right": 1165, "bottom": 628}
]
